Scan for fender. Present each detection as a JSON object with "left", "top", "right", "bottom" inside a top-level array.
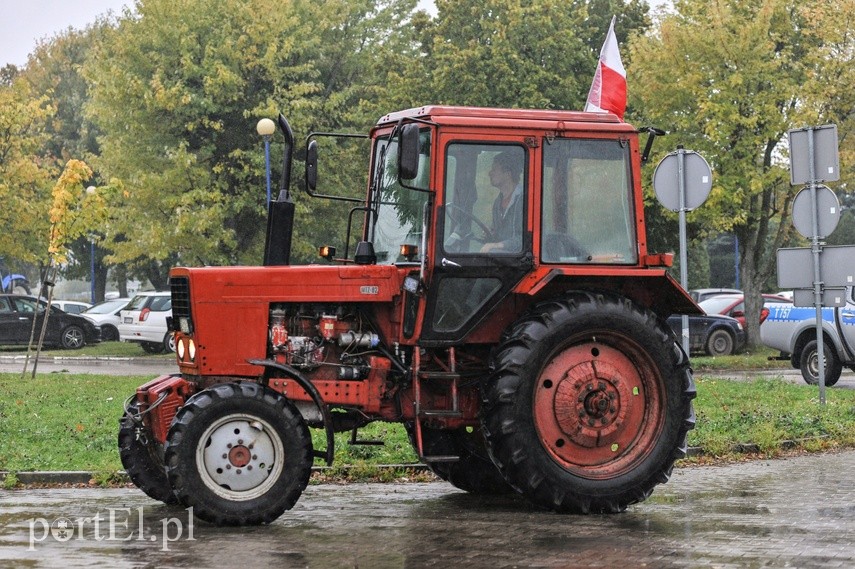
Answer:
[{"left": 248, "top": 358, "right": 335, "bottom": 466}]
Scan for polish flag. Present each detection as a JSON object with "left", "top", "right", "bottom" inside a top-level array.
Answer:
[{"left": 584, "top": 16, "right": 627, "bottom": 120}]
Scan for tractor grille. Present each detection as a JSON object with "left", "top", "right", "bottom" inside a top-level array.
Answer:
[{"left": 170, "top": 276, "right": 192, "bottom": 328}]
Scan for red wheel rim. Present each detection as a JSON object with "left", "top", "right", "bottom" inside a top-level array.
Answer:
[{"left": 532, "top": 335, "right": 665, "bottom": 479}]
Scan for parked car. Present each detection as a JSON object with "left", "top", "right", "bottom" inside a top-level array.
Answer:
[
  {"left": 52, "top": 300, "right": 92, "bottom": 315},
  {"left": 81, "top": 298, "right": 131, "bottom": 342},
  {"left": 689, "top": 288, "right": 742, "bottom": 303},
  {"left": 118, "top": 292, "right": 174, "bottom": 353},
  {"left": 0, "top": 294, "right": 101, "bottom": 349},
  {"left": 667, "top": 312, "right": 746, "bottom": 356},
  {"left": 761, "top": 288, "right": 855, "bottom": 386},
  {"left": 698, "top": 293, "right": 792, "bottom": 328}
]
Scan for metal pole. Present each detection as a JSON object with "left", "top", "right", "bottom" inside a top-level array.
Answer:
[
  {"left": 808, "top": 127, "right": 826, "bottom": 405},
  {"left": 264, "top": 135, "right": 272, "bottom": 204},
  {"left": 677, "top": 147, "right": 690, "bottom": 355},
  {"left": 90, "top": 239, "right": 96, "bottom": 304}
]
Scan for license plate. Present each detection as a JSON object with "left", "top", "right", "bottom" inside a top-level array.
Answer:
[{"left": 124, "top": 317, "right": 133, "bottom": 323}]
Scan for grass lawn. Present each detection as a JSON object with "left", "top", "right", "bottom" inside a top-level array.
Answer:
[{"left": 2, "top": 364, "right": 855, "bottom": 484}]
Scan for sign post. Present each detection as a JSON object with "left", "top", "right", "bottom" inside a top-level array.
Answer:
[
  {"left": 781, "top": 124, "right": 841, "bottom": 404},
  {"left": 653, "top": 148, "right": 713, "bottom": 355}
]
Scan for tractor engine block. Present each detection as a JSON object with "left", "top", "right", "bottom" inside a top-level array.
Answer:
[{"left": 268, "top": 304, "right": 380, "bottom": 381}]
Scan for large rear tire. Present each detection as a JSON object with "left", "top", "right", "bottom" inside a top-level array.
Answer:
[
  {"left": 407, "top": 424, "right": 514, "bottom": 495},
  {"left": 482, "top": 291, "right": 696, "bottom": 514},
  {"left": 164, "top": 382, "right": 313, "bottom": 525},
  {"left": 118, "top": 401, "right": 178, "bottom": 505}
]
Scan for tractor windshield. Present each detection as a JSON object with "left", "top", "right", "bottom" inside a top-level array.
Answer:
[{"left": 368, "top": 128, "right": 431, "bottom": 265}]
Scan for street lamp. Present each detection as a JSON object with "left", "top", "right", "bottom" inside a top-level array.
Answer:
[
  {"left": 256, "top": 118, "right": 276, "bottom": 204},
  {"left": 86, "top": 186, "right": 97, "bottom": 304}
]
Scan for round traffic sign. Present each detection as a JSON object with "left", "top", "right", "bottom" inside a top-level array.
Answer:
[
  {"left": 653, "top": 150, "right": 713, "bottom": 212},
  {"left": 792, "top": 184, "right": 840, "bottom": 239}
]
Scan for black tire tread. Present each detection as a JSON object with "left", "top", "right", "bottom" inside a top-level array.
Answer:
[
  {"left": 164, "top": 382, "right": 312, "bottom": 525},
  {"left": 481, "top": 290, "right": 696, "bottom": 514},
  {"left": 118, "top": 402, "right": 179, "bottom": 505}
]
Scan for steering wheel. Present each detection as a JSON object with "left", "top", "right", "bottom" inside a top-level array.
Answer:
[{"left": 445, "top": 203, "right": 496, "bottom": 250}]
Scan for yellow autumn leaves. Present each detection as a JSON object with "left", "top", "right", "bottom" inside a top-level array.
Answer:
[{"left": 48, "top": 160, "right": 111, "bottom": 265}]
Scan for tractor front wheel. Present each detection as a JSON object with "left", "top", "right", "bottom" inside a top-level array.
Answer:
[
  {"left": 482, "top": 291, "right": 696, "bottom": 513},
  {"left": 164, "top": 382, "right": 312, "bottom": 525},
  {"left": 118, "top": 401, "right": 178, "bottom": 504}
]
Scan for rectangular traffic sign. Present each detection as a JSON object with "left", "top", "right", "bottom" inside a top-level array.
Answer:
[
  {"left": 792, "top": 288, "right": 847, "bottom": 308},
  {"left": 789, "top": 124, "right": 840, "bottom": 185},
  {"left": 778, "top": 245, "right": 855, "bottom": 289}
]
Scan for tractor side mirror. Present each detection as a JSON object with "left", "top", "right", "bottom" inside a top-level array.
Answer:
[
  {"left": 306, "top": 140, "right": 318, "bottom": 192},
  {"left": 398, "top": 123, "right": 420, "bottom": 181}
]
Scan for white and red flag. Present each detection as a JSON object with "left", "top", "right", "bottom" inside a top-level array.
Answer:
[{"left": 584, "top": 16, "right": 627, "bottom": 120}]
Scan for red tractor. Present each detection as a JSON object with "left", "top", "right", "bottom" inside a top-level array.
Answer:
[{"left": 119, "top": 106, "right": 700, "bottom": 525}]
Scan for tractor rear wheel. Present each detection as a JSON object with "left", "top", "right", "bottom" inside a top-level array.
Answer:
[
  {"left": 481, "top": 291, "right": 696, "bottom": 514},
  {"left": 407, "top": 424, "right": 514, "bottom": 495},
  {"left": 164, "top": 382, "right": 312, "bottom": 525},
  {"left": 118, "top": 402, "right": 178, "bottom": 504}
]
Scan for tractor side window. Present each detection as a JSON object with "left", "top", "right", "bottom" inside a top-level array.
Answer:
[
  {"left": 442, "top": 143, "right": 526, "bottom": 255},
  {"left": 541, "top": 139, "right": 637, "bottom": 264}
]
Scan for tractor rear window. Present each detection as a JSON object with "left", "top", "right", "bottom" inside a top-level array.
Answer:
[{"left": 541, "top": 138, "right": 637, "bottom": 264}]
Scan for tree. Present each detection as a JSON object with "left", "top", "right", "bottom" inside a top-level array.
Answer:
[
  {"left": 408, "top": 0, "right": 650, "bottom": 110},
  {"left": 628, "top": 0, "right": 852, "bottom": 347},
  {"left": 22, "top": 23, "right": 118, "bottom": 300},
  {"left": 83, "top": 0, "right": 420, "bottom": 281},
  {"left": 0, "top": 75, "right": 56, "bottom": 272}
]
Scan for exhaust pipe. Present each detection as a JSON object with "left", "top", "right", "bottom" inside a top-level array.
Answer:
[{"left": 263, "top": 113, "right": 296, "bottom": 266}]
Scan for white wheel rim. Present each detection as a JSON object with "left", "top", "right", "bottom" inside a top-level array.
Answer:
[{"left": 196, "top": 413, "right": 284, "bottom": 501}]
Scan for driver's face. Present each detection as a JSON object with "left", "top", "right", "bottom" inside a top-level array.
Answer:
[{"left": 489, "top": 160, "right": 509, "bottom": 188}]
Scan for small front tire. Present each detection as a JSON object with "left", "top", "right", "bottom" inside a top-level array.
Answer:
[
  {"left": 119, "top": 402, "right": 178, "bottom": 504},
  {"left": 164, "top": 382, "right": 313, "bottom": 525}
]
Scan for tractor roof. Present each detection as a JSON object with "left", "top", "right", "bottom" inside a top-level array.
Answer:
[{"left": 376, "top": 105, "right": 632, "bottom": 132}]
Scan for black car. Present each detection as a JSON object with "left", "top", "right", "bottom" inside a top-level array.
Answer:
[
  {"left": 667, "top": 312, "right": 746, "bottom": 356},
  {"left": 0, "top": 295, "right": 101, "bottom": 349}
]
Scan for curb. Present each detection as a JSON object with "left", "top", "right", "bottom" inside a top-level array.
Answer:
[{"left": 0, "top": 464, "right": 433, "bottom": 486}]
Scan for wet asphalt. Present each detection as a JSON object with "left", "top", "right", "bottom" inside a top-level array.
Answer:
[
  {"left": 2, "top": 358, "right": 855, "bottom": 567},
  {"left": 1, "top": 450, "right": 854, "bottom": 568}
]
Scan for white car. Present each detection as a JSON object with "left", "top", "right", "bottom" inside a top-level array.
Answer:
[
  {"left": 52, "top": 300, "right": 92, "bottom": 315},
  {"left": 118, "top": 292, "right": 175, "bottom": 353},
  {"left": 81, "top": 298, "right": 130, "bottom": 342}
]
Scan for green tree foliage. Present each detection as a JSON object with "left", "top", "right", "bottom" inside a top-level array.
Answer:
[
  {"left": 22, "top": 24, "right": 118, "bottom": 299},
  {"left": 400, "top": 0, "right": 650, "bottom": 110},
  {"left": 0, "top": 74, "right": 55, "bottom": 267},
  {"left": 84, "top": 0, "right": 419, "bottom": 278},
  {"left": 629, "top": 0, "right": 853, "bottom": 346}
]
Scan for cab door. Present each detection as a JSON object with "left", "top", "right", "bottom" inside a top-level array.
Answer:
[{"left": 420, "top": 140, "right": 532, "bottom": 343}]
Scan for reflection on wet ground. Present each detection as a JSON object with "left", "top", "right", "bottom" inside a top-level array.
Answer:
[{"left": 2, "top": 450, "right": 854, "bottom": 568}]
